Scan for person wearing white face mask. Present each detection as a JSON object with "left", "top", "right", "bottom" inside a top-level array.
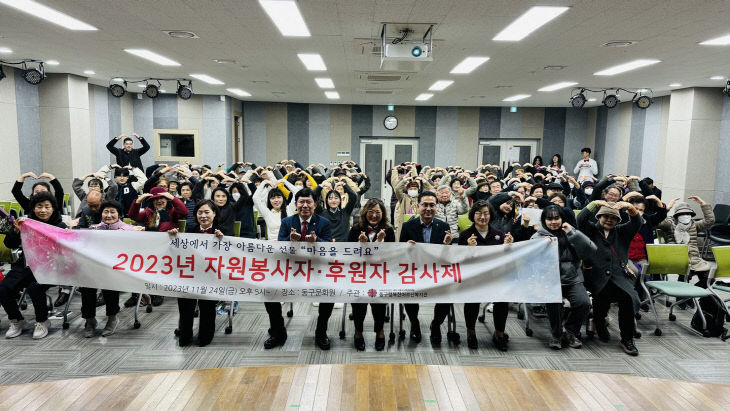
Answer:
[
  {"left": 393, "top": 175, "right": 433, "bottom": 239},
  {"left": 658, "top": 196, "right": 715, "bottom": 288}
]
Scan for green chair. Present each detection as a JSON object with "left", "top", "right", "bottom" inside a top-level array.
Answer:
[
  {"left": 62, "top": 193, "right": 70, "bottom": 215},
  {"left": 9, "top": 203, "right": 21, "bottom": 218},
  {"left": 639, "top": 244, "right": 711, "bottom": 336},
  {"left": 0, "top": 201, "right": 10, "bottom": 213},
  {"left": 710, "top": 246, "right": 730, "bottom": 313},
  {"left": 655, "top": 229, "right": 667, "bottom": 244},
  {"left": 457, "top": 213, "right": 471, "bottom": 233},
  {"left": 573, "top": 209, "right": 580, "bottom": 217},
  {"left": 0, "top": 234, "right": 13, "bottom": 263},
  {"left": 123, "top": 218, "right": 133, "bottom": 225},
  {"left": 178, "top": 220, "right": 187, "bottom": 233},
  {"left": 404, "top": 214, "right": 415, "bottom": 223},
  {"left": 234, "top": 221, "right": 241, "bottom": 237}
]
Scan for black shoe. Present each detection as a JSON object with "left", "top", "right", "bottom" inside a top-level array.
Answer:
[
  {"left": 178, "top": 334, "right": 192, "bottom": 347},
  {"left": 53, "top": 292, "right": 69, "bottom": 308},
  {"left": 467, "top": 334, "right": 478, "bottom": 349},
  {"left": 123, "top": 294, "right": 138, "bottom": 308},
  {"left": 150, "top": 295, "right": 164, "bottom": 306},
  {"left": 429, "top": 322, "right": 442, "bottom": 345},
  {"left": 492, "top": 333, "right": 508, "bottom": 351},
  {"left": 620, "top": 339, "right": 639, "bottom": 356},
  {"left": 531, "top": 305, "right": 547, "bottom": 318},
  {"left": 374, "top": 337, "right": 385, "bottom": 351},
  {"left": 95, "top": 292, "right": 106, "bottom": 307},
  {"left": 594, "top": 320, "right": 610, "bottom": 342},
  {"left": 410, "top": 321, "right": 422, "bottom": 343},
  {"left": 198, "top": 336, "right": 213, "bottom": 347},
  {"left": 264, "top": 334, "right": 287, "bottom": 349},
  {"left": 354, "top": 336, "right": 366, "bottom": 351},
  {"left": 315, "top": 334, "right": 331, "bottom": 350}
]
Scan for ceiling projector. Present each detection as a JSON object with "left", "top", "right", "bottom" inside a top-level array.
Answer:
[{"left": 384, "top": 42, "right": 432, "bottom": 61}]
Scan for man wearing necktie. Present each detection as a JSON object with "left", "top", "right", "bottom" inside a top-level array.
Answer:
[
  {"left": 264, "top": 188, "right": 333, "bottom": 350},
  {"left": 573, "top": 147, "right": 598, "bottom": 183}
]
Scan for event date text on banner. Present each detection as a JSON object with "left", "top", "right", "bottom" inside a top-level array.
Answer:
[{"left": 20, "top": 220, "right": 562, "bottom": 303}]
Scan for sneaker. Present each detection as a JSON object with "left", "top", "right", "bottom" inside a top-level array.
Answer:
[
  {"left": 492, "top": 332, "right": 509, "bottom": 352},
  {"left": 32, "top": 320, "right": 50, "bottom": 339},
  {"left": 216, "top": 302, "right": 229, "bottom": 315},
  {"left": 562, "top": 332, "right": 582, "bottom": 349},
  {"left": 53, "top": 291, "right": 69, "bottom": 307},
  {"left": 101, "top": 315, "right": 118, "bottom": 337},
  {"left": 620, "top": 339, "right": 639, "bottom": 356},
  {"left": 95, "top": 292, "right": 106, "bottom": 307},
  {"left": 531, "top": 305, "right": 547, "bottom": 318},
  {"left": 150, "top": 295, "right": 164, "bottom": 306},
  {"left": 486, "top": 303, "right": 494, "bottom": 313},
  {"left": 233, "top": 301, "right": 239, "bottom": 314},
  {"left": 594, "top": 320, "right": 610, "bottom": 342},
  {"left": 84, "top": 318, "right": 98, "bottom": 338},
  {"left": 429, "top": 322, "right": 442, "bottom": 345},
  {"left": 5, "top": 319, "right": 25, "bottom": 338},
  {"left": 123, "top": 294, "right": 138, "bottom": 308},
  {"left": 549, "top": 337, "right": 562, "bottom": 350}
]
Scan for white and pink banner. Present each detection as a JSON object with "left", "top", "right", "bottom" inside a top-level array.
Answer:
[{"left": 20, "top": 220, "right": 561, "bottom": 303}]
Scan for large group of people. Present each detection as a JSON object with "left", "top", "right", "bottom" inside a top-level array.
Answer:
[{"left": 0, "top": 135, "right": 723, "bottom": 357}]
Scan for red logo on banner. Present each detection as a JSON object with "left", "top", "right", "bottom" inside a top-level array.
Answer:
[{"left": 368, "top": 289, "right": 377, "bottom": 298}]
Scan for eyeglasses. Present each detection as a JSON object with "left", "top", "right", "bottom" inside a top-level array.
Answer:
[
  {"left": 473, "top": 211, "right": 489, "bottom": 217},
  {"left": 296, "top": 199, "right": 314, "bottom": 205},
  {"left": 366, "top": 210, "right": 382, "bottom": 215}
]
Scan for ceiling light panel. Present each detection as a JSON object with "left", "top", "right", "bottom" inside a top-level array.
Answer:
[
  {"left": 415, "top": 93, "right": 433, "bottom": 101},
  {"left": 503, "top": 94, "right": 531, "bottom": 102},
  {"left": 259, "top": 0, "right": 310, "bottom": 37},
  {"left": 669, "top": 83, "right": 682, "bottom": 87},
  {"left": 83, "top": 70, "right": 95, "bottom": 75},
  {"left": 315, "top": 78, "right": 335, "bottom": 89},
  {"left": 699, "top": 34, "right": 730, "bottom": 46},
  {"left": 297, "top": 53, "right": 326, "bottom": 71},
  {"left": 190, "top": 74, "right": 224, "bottom": 85},
  {"left": 450, "top": 57, "right": 489, "bottom": 74},
  {"left": 593, "top": 59, "right": 661, "bottom": 76},
  {"left": 428, "top": 80, "right": 454, "bottom": 91},
  {"left": 538, "top": 81, "right": 578, "bottom": 92},
  {"left": 0, "top": 47, "right": 12, "bottom": 54},
  {"left": 325, "top": 91, "right": 340, "bottom": 99},
  {"left": 227, "top": 88, "right": 251, "bottom": 97},
  {"left": 45, "top": 60, "right": 59, "bottom": 65},
  {"left": 711, "top": 76, "right": 725, "bottom": 80},
  {"left": 0, "top": 0, "right": 97, "bottom": 30},
  {"left": 493, "top": 6, "right": 569, "bottom": 41},
  {"left": 124, "top": 49, "right": 181, "bottom": 66}
]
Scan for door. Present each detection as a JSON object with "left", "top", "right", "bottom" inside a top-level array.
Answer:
[
  {"left": 360, "top": 138, "right": 418, "bottom": 216},
  {"left": 233, "top": 115, "right": 242, "bottom": 163},
  {"left": 478, "top": 140, "right": 537, "bottom": 170}
]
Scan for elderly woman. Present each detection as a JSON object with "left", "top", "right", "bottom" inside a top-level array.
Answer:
[
  {"left": 577, "top": 200, "right": 642, "bottom": 356},
  {"left": 81, "top": 201, "right": 143, "bottom": 338}
]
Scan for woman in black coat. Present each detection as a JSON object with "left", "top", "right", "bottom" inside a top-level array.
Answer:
[
  {"left": 577, "top": 200, "right": 642, "bottom": 356},
  {"left": 169, "top": 200, "right": 231, "bottom": 347},
  {"left": 347, "top": 198, "right": 395, "bottom": 351},
  {"left": 315, "top": 180, "right": 358, "bottom": 242},
  {"left": 456, "top": 200, "right": 514, "bottom": 350}
]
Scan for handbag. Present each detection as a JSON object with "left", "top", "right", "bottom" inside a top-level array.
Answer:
[
  {"left": 599, "top": 231, "right": 638, "bottom": 280},
  {"left": 0, "top": 207, "right": 14, "bottom": 235}
]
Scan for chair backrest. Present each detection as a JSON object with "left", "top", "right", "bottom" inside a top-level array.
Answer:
[
  {"left": 178, "top": 220, "right": 186, "bottom": 233},
  {"left": 404, "top": 214, "right": 415, "bottom": 223},
  {"left": 63, "top": 193, "right": 70, "bottom": 207},
  {"left": 645, "top": 244, "right": 689, "bottom": 275},
  {"left": 0, "top": 234, "right": 13, "bottom": 263},
  {"left": 712, "top": 204, "right": 730, "bottom": 226},
  {"left": 655, "top": 229, "right": 667, "bottom": 244},
  {"left": 0, "top": 202, "right": 10, "bottom": 213},
  {"left": 9, "top": 203, "right": 21, "bottom": 217},
  {"left": 254, "top": 211, "right": 259, "bottom": 222},
  {"left": 457, "top": 213, "right": 471, "bottom": 233},
  {"left": 574, "top": 209, "right": 580, "bottom": 217},
  {"left": 234, "top": 221, "right": 241, "bottom": 237},
  {"left": 712, "top": 246, "right": 730, "bottom": 279}
]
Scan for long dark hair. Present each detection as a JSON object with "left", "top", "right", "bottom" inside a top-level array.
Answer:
[
  {"left": 532, "top": 156, "right": 543, "bottom": 167},
  {"left": 211, "top": 187, "right": 231, "bottom": 207},
  {"left": 267, "top": 188, "right": 288, "bottom": 218},
  {"left": 540, "top": 204, "right": 566, "bottom": 232},
  {"left": 551, "top": 153, "right": 562, "bottom": 168},
  {"left": 355, "top": 198, "right": 391, "bottom": 230}
]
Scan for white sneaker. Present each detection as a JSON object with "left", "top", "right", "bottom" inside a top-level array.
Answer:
[
  {"left": 5, "top": 319, "right": 25, "bottom": 338},
  {"left": 486, "top": 303, "right": 494, "bottom": 313},
  {"left": 32, "top": 320, "right": 50, "bottom": 339},
  {"left": 333, "top": 303, "right": 344, "bottom": 309}
]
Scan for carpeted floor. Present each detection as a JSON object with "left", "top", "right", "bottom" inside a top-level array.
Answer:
[{"left": 0, "top": 285, "right": 728, "bottom": 386}]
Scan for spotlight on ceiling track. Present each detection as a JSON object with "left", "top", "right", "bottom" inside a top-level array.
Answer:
[
  {"left": 109, "top": 80, "right": 126, "bottom": 98},
  {"left": 22, "top": 61, "right": 45, "bottom": 85},
  {"left": 569, "top": 89, "right": 586, "bottom": 108},
  {"left": 144, "top": 82, "right": 159, "bottom": 99},
  {"left": 723, "top": 81, "right": 730, "bottom": 98},
  {"left": 177, "top": 80, "right": 193, "bottom": 100},
  {"left": 603, "top": 92, "right": 619, "bottom": 109},
  {"left": 634, "top": 92, "right": 653, "bottom": 110}
]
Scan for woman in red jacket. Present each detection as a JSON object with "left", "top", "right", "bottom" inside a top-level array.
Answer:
[{"left": 128, "top": 186, "right": 188, "bottom": 232}]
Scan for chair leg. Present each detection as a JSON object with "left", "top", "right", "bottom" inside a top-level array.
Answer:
[
  {"left": 695, "top": 298, "right": 707, "bottom": 333},
  {"left": 225, "top": 300, "right": 234, "bottom": 334},
  {"left": 389, "top": 303, "right": 395, "bottom": 343},
  {"left": 642, "top": 283, "right": 662, "bottom": 335},
  {"left": 62, "top": 286, "right": 75, "bottom": 329},
  {"left": 339, "top": 303, "right": 347, "bottom": 339}
]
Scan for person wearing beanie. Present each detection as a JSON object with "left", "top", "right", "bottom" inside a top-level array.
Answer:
[
  {"left": 434, "top": 184, "right": 469, "bottom": 240},
  {"left": 102, "top": 165, "right": 148, "bottom": 218},
  {"left": 577, "top": 200, "right": 642, "bottom": 356},
  {"left": 392, "top": 172, "right": 433, "bottom": 239}
]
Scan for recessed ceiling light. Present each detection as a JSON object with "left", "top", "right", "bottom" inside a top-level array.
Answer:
[
  {"left": 637, "top": 88, "right": 649, "bottom": 93},
  {"left": 259, "top": 0, "right": 310, "bottom": 37},
  {"left": 699, "top": 34, "right": 730, "bottom": 46},
  {"left": 538, "top": 81, "right": 578, "bottom": 92},
  {"left": 450, "top": 57, "right": 489, "bottom": 74},
  {"left": 124, "top": 49, "right": 180, "bottom": 66},
  {"left": 162, "top": 30, "right": 199, "bottom": 39},
  {"left": 588, "top": 98, "right": 597, "bottom": 102},
  {"left": 669, "top": 83, "right": 682, "bottom": 87},
  {"left": 0, "top": 47, "right": 12, "bottom": 54},
  {"left": 325, "top": 91, "right": 340, "bottom": 99},
  {"left": 112, "top": 77, "right": 123, "bottom": 82},
  {"left": 83, "top": 70, "right": 95, "bottom": 75},
  {"left": 227, "top": 88, "right": 251, "bottom": 97},
  {"left": 415, "top": 93, "right": 433, "bottom": 101},
  {"left": 190, "top": 74, "right": 224, "bottom": 85},
  {"left": 45, "top": 59, "right": 59, "bottom": 65},
  {"left": 297, "top": 53, "right": 326, "bottom": 71},
  {"left": 0, "top": 0, "right": 97, "bottom": 30},
  {"left": 593, "top": 59, "right": 661, "bottom": 76},
  {"left": 711, "top": 76, "right": 725, "bottom": 80},
  {"left": 428, "top": 80, "right": 454, "bottom": 91},
  {"left": 213, "top": 59, "right": 237, "bottom": 64},
  {"left": 315, "top": 78, "right": 335, "bottom": 89},
  {"left": 493, "top": 6, "right": 569, "bottom": 41},
  {"left": 503, "top": 94, "right": 531, "bottom": 102}
]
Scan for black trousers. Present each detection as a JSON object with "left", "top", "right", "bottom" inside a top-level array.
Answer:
[
  {"left": 351, "top": 303, "right": 386, "bottom": 333},
  {"left": 0, "top": 266, "right": 49, "bottom": 322},
  {"left": 177, "top": 298, "right": 216, "bottom": 342},
  {"left": 433, "top": 303, "right": 509, "bottom": 332},
  {"left": 403, "top": 303, "right": 420, "bottom": 328},
  {"left": 545, "top": 283, "right": 591, "bottom": 338},
  {"left": 264, "top": 302, "right": 335, "bottom": 337},
  {"left": 592, "top": 281, "right": 635, "bottom": 341},
  {"left": 80, "top": 288, "right": 120, "bottom": 319}
]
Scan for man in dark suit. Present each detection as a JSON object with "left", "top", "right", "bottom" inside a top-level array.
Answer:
[
  {"left": 399, "top": 191, "right": 452, "bottom": 343},
  {"left": 106, "top": 133, "right": 150, "bottom": 170},
  {"left": 264, "top": 188, "right": 333, "bottom": 350}
]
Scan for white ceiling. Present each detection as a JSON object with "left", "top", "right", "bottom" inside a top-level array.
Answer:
[{"left": 2, "top": 0, "right": 730, "bottom": 107}]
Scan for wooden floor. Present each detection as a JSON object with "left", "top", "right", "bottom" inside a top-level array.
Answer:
[{"left": 1, "top": 364, "right": 729, "bottom": 410}]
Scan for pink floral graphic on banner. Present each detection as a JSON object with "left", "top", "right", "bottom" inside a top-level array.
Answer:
[{"left": 21, "top": 220, "right": 82, "bottom": 277}]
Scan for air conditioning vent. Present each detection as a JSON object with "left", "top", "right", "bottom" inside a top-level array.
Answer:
[
  {"left": 367, "top": 75, "right": 401, "bottom": 82},
  {"left": 357, "top": 88, "right": 399, "bottom": 95},
  {"left": 357, "top": 71, "right": 413, "bottom": 82}
]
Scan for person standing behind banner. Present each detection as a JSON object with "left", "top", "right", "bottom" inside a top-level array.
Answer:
[
  {"left": 264, "top": 188, "right": 332, "bottom": 350},
  {"left": 399, "top": 191, "right": 452, "bottom": 344},
  {"left": 455, "top": 200, "right": 514, "bottom": 349},
  {"left": 573, "top": 147, "right": 598, "bottom": 183},
  {"left": 168, "top": 200, "right": 229, "bottom": 347},
  {"left": 106, "top": 133, "right": 150, "bottom": 170},
  {"left": 348, "top": 198, "right": 395, "bottom": 351}
]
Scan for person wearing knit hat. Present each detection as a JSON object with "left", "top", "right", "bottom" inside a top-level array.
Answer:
[{"left": 577, "top": 199, "right": 642, "bottom": 356}]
